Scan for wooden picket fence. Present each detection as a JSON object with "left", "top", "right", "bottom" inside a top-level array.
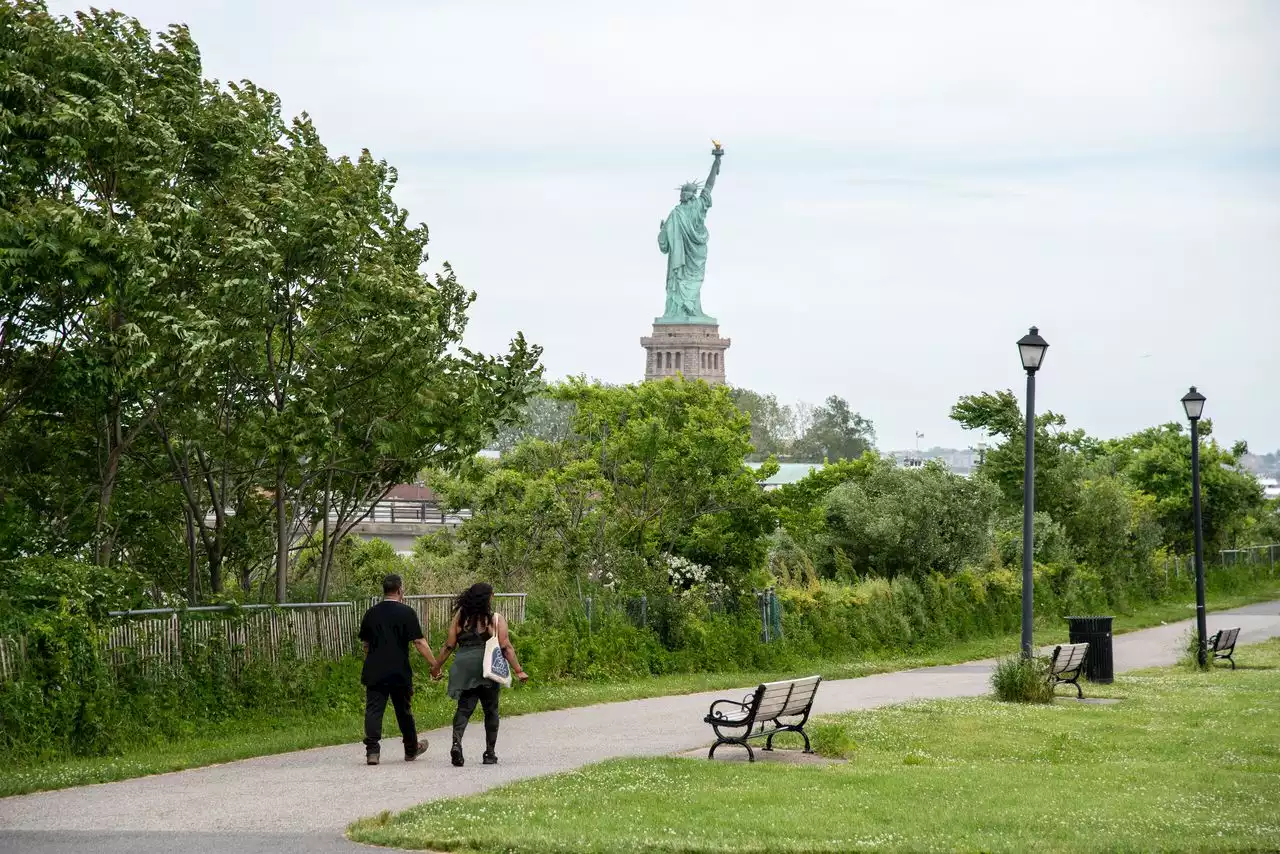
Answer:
[
  {"left": 0, "top": 635, "right": 24, "bottom": 682},
  {"left": 103, "top": 603, "right": 361, "bottom": 673},
  {"left": 0, "top": 593, "right": 528, "bottom": 683}
]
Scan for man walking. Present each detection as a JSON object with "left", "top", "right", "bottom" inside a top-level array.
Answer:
[{"left": 359, "top": 573, "right": 436, "bottom": 765}]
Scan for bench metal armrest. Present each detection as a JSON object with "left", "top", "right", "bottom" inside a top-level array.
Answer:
[{"left": 705, "top": 697, "right": 753, "bottom": 725}]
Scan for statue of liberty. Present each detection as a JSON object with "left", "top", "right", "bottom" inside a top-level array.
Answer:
[{"left": 657, "top": 143, "right": 723, "bottom": 324}]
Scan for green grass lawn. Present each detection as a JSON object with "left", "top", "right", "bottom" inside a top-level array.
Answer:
[
  {"left": 2, "top": 583, "right": 1276, "bottom": 798},
  {"left": 350, "top": 637, "right": 1280, "bottom": 854}
]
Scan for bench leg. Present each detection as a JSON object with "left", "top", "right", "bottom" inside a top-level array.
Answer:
[
  {"left": 764, "top": 726, "right": 813, "bottom": 754},
  {"left": 708, "top": 738, "right": 754, "bottom": 762},
  {"left": 1225, "top": 652, "right": 1236, "bottom": 670},
  {"left": 1052, "top": 674, "right": 1083, "bottom": 699}
]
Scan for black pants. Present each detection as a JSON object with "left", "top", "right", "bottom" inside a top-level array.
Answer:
[
  {"left": 452, "top": 682, "right": 500, "bottom": 754},
  {"left": 364, "top": 683, "right": 416, "bottom": 752}
]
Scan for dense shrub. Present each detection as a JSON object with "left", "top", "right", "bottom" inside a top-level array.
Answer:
[
  {"left": 819, "top": 461, "right": 1001, "bottom": 580},
  {"left": 990, "top": 655, "right": 1054, "bottom": 704},
  {"left": 0, "top": 610, "right": 363, "bottom": 762}
]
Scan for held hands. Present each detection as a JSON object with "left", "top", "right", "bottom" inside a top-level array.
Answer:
[{"left": 430, "top": 663, "right": 443, "bottom": 681}]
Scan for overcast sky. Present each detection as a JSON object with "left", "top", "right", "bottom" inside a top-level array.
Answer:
[{"left": 51, "top": 1, "right": 1280, "bottom": 453}]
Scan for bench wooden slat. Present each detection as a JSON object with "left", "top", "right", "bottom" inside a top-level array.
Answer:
[
  {"left": 781, "top": 683, "right": 819, "bottom": 712},
  {"left": 755, "top": 679, "right": 820, "bottom": 721},
  {"left": 1208, "top": 627, "right": 1240, "bottom": 669},
  {"left": 1213, "top": 627, "right": 1240, "bottom": 651},
  {"left": 753, "top": 703, "right": 792, "bottom": 720},
  {"left": 1050, "top": 643, "right": 1089, "bottom": 675},
  {"left": 1047, "top": 642, "right": 1089, "bottom": 699}
]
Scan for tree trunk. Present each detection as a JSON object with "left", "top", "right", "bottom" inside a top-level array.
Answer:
[
  {"left": 275, "top": 461, "right": 289, "bottom": 603},
  {"left": 208, "top": 543, "right": 224, "bottom": 596},
  {"left": 163, "top": 431, "right": 229, "bottom": 598},
  {"left": 184, "top": 505, "right": 200, "bottom": 603},
  {"left": 94, "top": 410, "right": 123, "bottom": 567},
  {"left": 317, "top": 473, "right": 333, "bottom": 601},
  {"left": 197, "top": 448, "right": 226, "bottom": 596}
]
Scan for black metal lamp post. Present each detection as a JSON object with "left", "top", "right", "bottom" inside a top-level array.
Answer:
[
  {"left": 1016, "top": 326, "right": 1049, "bottom": 658},
  {"left": 1181, "top": 386, "right": 1208, "bottom": 669}
]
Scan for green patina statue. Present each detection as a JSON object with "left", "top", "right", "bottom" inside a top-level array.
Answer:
[{"left": 657, "top": 142, "right": 723, "bottom": 324}]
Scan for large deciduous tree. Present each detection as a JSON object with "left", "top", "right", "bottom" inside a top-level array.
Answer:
[
  {"left": 728, "top": 387, "right": 796, "bottom": 461},
  {"left": 792, "top": 395, "right": 875, "bottom": 463},
  {"left": 0, "top": 2, "right": 541, "bottom": 601},
  {"left": 1102, "top": 423, "right": 1263, "bottom": 554},
  {"left": 1, "top": 3, "right": 238, "bottom": 566},
  {"left": 950, "top": 390, "right": 1092, "bottom": 522},
  {"left": 450, "top": 379, "right": 777, "bottom": 594}
]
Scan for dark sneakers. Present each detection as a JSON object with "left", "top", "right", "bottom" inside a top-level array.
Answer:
[
  {"left": 405, "top": 739, "right": 428, "bottom": 761},
  {"left": 366, "top": 751, "right": 380, "bottom": 766},
  {"left": 450, "top": 742, "right": 465, "bottom": 767},
  {"left": 482, "top": 752, "right": 498, "bottom": 765}
]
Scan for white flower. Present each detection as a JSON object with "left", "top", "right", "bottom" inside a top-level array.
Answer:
[{"left": 661, "top": 553, "right": 711, "bottom": 592}]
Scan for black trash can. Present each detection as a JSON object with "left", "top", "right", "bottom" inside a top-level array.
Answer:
[{"left": 1065, "top": 615, "right": 1114, "bottom": 684}]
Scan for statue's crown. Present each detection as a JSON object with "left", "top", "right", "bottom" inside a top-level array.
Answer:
[{"left": 677, "top": 180, "right": 702, "bottom": 194}]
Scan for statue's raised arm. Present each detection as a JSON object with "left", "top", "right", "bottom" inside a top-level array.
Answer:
[{"left": 703, "top": 140, "right": 724, "bottom": 195}]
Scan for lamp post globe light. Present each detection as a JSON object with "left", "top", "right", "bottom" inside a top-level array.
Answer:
[
  {"left": 1017, "top": 326, "right": 1049, "bottom": 658},
  {"left": 1181, "top": 386, "right": 1208, "bottom": 669}
]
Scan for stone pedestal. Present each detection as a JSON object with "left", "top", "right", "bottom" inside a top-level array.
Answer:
[{"left": 641, "top": 322, "right": 730, "bottom": 384}]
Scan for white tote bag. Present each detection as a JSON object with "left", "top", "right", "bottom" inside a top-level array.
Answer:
[{"left": 482, "top": 635, "right": 512, "bottom": 687}]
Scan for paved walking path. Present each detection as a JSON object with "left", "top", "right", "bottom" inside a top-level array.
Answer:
[{"left": 2, "top": 602, "right": 1277, "bottom": 854}]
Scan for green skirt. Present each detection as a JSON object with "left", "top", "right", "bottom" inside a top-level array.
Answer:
[{"left": 446, "top": 644, "right": 493, "bottom": 699}]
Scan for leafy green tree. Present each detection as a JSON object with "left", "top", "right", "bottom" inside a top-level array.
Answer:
[
  {"left": 1102, "top": 422, "right": 1264, "bottom": 554},
  {"left": 451, "top": 440, "right": 612, "bottom": 592},
  {"left": 490, "top": 390, "right": 577, "bottom": 452},
  {"left": 792, "top": 395, "right": 875, "bottom": 462},
  {"left": 728, "top": 387, "right": 796, "bottom": 460},
  {"left": 1240, "top": 498, "right": 1280, "bottom": 547},
  {"left": 950, "top": 390, "right": 1092, "bottom": 522},
  {"left": 555, "top": 378, "right": 778, "bottom": 582},
  {"left": 0, "top": 3, "right": 541, "bottom": 602},
  {"left": 451, "top": 379, "right": 777, "bottom": 594},
  {"left": 768, "top": 455, "right": 878, "bottom": 549},
  {"left": 0, "top": 3, "right": 247, "bottom": 566}
]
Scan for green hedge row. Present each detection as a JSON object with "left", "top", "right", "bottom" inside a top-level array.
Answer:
[{"left": 511, "top": 560, "right": 1268, "bottom": 681}]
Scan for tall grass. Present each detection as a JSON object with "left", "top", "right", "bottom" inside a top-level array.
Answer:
[{"left": 990, "top": 655, "right": 1054, "bottom": 703}]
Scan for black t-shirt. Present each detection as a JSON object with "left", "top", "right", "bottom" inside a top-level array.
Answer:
[{"left": 358, "top": 600, "right": 424, "bottom": 688}]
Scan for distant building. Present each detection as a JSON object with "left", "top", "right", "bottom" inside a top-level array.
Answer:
[
  {"left": 385, "top": 483, "right": 440, "bottom": 502},
  {"left": 886, "top": 447, "right": 982, "bottom": 475}
]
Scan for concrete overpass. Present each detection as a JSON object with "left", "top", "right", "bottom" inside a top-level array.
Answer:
[{"left": 345, "top": 500, "right": 472, "bottom": 554}]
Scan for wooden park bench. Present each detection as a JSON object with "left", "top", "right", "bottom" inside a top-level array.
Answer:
[
  {"left": 704, "top": 675, "right": 822, "bottom": 762},
  {"left": 1207, "top": 627, "right": 1241, "bottom": 669},
  {"left": 1047, "top": 642, "right": 1089, "bottom": 698}
]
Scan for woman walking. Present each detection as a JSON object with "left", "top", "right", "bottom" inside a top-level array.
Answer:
[{"left": 432, "top": 582, "right": 528, "bottom": 766}]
